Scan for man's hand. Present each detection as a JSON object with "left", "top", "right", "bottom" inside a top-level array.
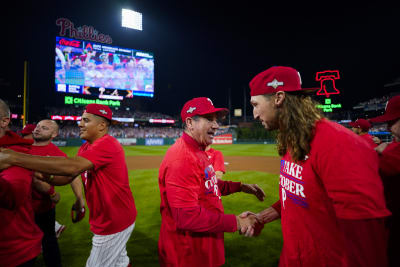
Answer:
[
  {"left": 236, "top": 214, "right": 257, "bottom": 237},
  {"left": 74, "top": 197, "right": 85, "bottom": 212},
  {"left": 372, "top": 136, "right": 381, "bottom": 145},
  {"left": 0, "top": 148, "right": 14, "bottom": 170},
  {"left": 375, "top": 142, "right": 390, "bottom": 155},
  {"left": 50, "top": 191, "right": 60, "bottom": 203},
  {"left": 241, "top": 183, "right": 266, "bottom": 201}
]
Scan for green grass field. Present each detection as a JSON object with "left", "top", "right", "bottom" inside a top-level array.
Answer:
[{"left": 35, "top": 144, "right": 282, "bottom": 267}]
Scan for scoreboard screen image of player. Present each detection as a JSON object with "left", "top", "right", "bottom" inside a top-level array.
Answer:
[{"left": 55, "top": 36, "right": 154, "bottom": 99}]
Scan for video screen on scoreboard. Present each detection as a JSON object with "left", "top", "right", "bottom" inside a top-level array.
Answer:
[{"left": 55, "top": 36, "right": 154, "bottom": 99}]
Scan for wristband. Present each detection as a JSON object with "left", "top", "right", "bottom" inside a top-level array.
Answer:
[
  {"left": 48, "top": 174, "right": 55, "bottom": 182},
  {"left": 47, "top": 186, "right": 55, "bottom": 196}
]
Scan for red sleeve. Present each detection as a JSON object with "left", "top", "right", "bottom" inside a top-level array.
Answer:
[
  {"left": 170, "top": 206, "right": 237, "bottom": 233},
  {"left": 78, "top": 137, "right": 118, "bottom": 171},
  {"left": 379, "top": 142, "right": 400, "bottom": 177},
  {"left": 337, "top": 218, "right": 388, "bottom": 267},
  {"left": 0, "top": 167, "right": 32, "bottom": 210},
  {"left": 217, "top": 179, "right": 241, "bottom": 196},
  {"left": 313, "top": 129, "right": 389, "bottom": 219},
  {"left": 271, "top": 200, "right": 281, "bottom": 215},
  {"left": 213, "top": 150, "right": 225, "bottom": 173}
]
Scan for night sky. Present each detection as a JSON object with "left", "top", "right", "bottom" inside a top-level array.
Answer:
[{"left": 1, "top": 1, "right": 400, "bottom": 121}]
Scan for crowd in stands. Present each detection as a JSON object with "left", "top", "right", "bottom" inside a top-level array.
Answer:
[
  {"left": 46, "top": 106, "right": 177, "bottom": 121},
  {"left": 109, "top": 126, "right": 182, "bottom": 139},
  {"left": 352, "top": 95, "right": 391, "bottom": 111},
  {"left": 53, "top": 125, "right": 183, "bottom": 139}
]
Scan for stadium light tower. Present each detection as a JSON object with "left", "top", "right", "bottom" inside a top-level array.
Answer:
[{"left": 122, "top": 8, "right": 142, "bottom": 31}]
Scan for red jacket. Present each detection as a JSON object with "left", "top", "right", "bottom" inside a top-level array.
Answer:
[{"left": 0, "top": 131, "right": 43, "bottom": 267}]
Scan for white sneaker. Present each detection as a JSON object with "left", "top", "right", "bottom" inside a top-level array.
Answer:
[{"left": 56, "top": 224, "right": 66, "bottom": 238}]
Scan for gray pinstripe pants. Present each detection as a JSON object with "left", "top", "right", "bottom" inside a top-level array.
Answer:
[{"left": 86, "top": 222, "right": 135, "bottom": 267}]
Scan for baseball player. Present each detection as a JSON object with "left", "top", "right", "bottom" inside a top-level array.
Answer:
[
  {"left": 19, "top": 121, "right": 79, "bottom": 240},
  {"left": 370, "top": 95, "right": 400, "bottom": 267},
  {"left": 349, "top": 118, "right": 379, "bottom": 147},
  {"left": 0, "top": 98, "right": 43, "bottom": 267},
  {"left": 30, "top": 119, "right": 85, "bottom": 267},
  {"left": 241, "top": 66, "right": 391, "bottom": 267},
  {"left": 205, "top": 144, "right": 265, "bottom": 200},
  {"left": 158, "top": 97, "right": 261, "bottom": 267},
  {"left": 0, "top": 103, "right": 137, "bottom": 267}
]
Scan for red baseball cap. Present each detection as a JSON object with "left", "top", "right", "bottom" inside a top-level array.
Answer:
[
  {"left": 84, "top": 104, "right": 113, "bottom": 121},
  {"left": 349, "top": 119, "right": 371, "bottom": 131},
  {"left": 181, "top": 97, "right": 229, "bottom": 121},
  {"left": 21, "top": 124, "right": 36, "bottom": 136},
  {"left": 249, "top": 66, "right": 316, "bottom": 96},
  {"left": 369, "top": 95, "right": 400, "bottom": 123}
]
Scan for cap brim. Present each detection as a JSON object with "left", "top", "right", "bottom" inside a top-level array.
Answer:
[
  {"left": 287, "top": 87, "right": 319, "bottom": 95},
  {"left": 348, "top": 122, "right": 358, "bottom": 127},
  {"left": 199, "top": 108, "right": 229, "bottom": 118},
  {"left": 369, "top": 113, "right": 399, "bottom": 123}
]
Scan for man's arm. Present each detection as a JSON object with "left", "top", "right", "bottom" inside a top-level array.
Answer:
[
  {"left": 0, "top": 148, "right": 93, "bottom": 177},
  {"left": 32, "top": 177, "right": 60, "bottom": 203},
  {"left": 71, "top": 177, "right": 85, "bottom": 210}
]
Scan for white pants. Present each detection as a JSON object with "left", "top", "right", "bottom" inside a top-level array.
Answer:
[{"left": 86, "top": 222, "right": 135, "bottom": 267}]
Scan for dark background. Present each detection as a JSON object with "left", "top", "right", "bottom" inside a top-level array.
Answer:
[{"left": 1, "top": 1, "right": 400, "bottom": 121}]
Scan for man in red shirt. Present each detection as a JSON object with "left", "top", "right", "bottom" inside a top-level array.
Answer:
[
  {"left": 158, "top": 97, "right": 260, "bottom": 267},
  {"left": 349, "top": 118, "right": 379, "bottom": 148},
  {"left": 0, "top": 104, "right": 137, "bottom": 267},
  {"left": 370, "top": 95, "right": 400, "bottom": 267},
  {"left": 241, "top": 66, "right": 391, "bottom": 267},
  {"left": 30, "top": 119, "right": 85, "bottom": 267},
  {"left": 205, "top": 145, "right": 265, "bottom": 200},
  {"left": 0, "top": 98, "right": 43, "bottom": 267}
]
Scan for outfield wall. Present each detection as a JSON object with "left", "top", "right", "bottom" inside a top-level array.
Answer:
[{"left": 53, "top": 137, "right": 276, "bottom": 146}]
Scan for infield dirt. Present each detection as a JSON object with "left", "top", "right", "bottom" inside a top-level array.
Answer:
[{"left": 125, "top": 156, "right": 281, "bottom": 174}]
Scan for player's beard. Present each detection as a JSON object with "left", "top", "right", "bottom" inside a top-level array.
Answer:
[{"left": 33, "top": 134, "right": 52, "bottom": 142}]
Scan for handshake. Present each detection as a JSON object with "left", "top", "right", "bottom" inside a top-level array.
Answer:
[
  {"left": 236, "top": 211, "right": 264, "bottom": 237},
  {"left": 236, "top": 207, "right": 280, "bottom": 237}
]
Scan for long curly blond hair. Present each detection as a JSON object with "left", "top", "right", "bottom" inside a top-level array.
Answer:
[{"left": 273, "top": 93, "right": 324, "bottom": 162}]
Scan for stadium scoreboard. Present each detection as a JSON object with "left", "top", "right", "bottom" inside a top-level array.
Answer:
[{"left": 55, "top": 36, "right": 154, "bottom": 99}]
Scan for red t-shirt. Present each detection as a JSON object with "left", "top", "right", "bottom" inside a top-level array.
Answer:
[
  {"left": 30, "top": 142, "right": 67, "bottom": 213},
  {"left": 0, "top": 131, "right": 43, "bottom": 266},
  {"left": 278, "top": 119, "right": 390, "bottom": 267},
  {"left": 206, "top": 148, "right": 226, "bottom": 173},
  {"left": 158, "top": 133, "right": 237, "bottom": 267},
  {"left": 78, "top": 134, "right": 137, "bottom": 235},
  {"left": 359, "top": 133, "right": 378, "bottom": 148},
  {"left": 378, "top": 141, "right": 400, "bottom": 214}
]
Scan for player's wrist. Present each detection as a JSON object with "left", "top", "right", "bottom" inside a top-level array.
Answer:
[{"left": 47, "top": 186, "right": 55, "bottom": 196}]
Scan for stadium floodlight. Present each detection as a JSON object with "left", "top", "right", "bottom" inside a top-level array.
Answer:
[{"left": 122, "top": 9, "right": 142, "bottom": 31}]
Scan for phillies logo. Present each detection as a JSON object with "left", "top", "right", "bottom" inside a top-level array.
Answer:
[
  {"left": 56, "top": 18, "right": 113, "bottom": 44},
  {"left": 204, "top": 165, "right": 221, "bottom": 199}
]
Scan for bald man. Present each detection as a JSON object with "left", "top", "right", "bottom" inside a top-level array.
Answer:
[{"left": 30, "top": 120, "right": 85, "bottom": 267}]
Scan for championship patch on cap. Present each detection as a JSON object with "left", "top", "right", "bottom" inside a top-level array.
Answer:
[
  {"left": 267, "top": 79, "right": 284, "bottom": 89},
  {"left": 187, "top": 107, "right": 197, "bottom": 113}
]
